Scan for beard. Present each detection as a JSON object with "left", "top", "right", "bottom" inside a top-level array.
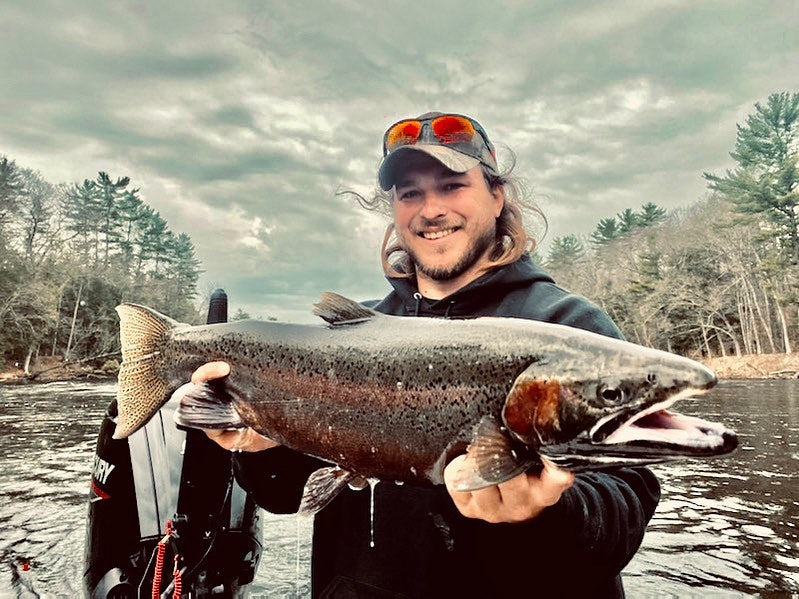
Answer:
[{"left": 405, "top": 226, "right": 497, "bottom": 281}]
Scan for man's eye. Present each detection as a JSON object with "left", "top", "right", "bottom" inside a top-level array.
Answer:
[
  {"left": 443, "top": 183, "right": 463, "bottom": 191},
  {"left": 398, "top": 190, "right": 420, "bottom": 200}
]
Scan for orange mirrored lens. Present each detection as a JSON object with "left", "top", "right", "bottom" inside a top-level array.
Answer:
[
  {"left": 386, "top": 120, "right": 422, "bottom": 151},
  {"left": 431, "top": 115, "right": 475, "bottom": 143}
]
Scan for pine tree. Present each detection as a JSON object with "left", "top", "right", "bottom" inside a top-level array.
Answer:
[
  {"left": 0, "top": 156, "right": 25, "bottom": 233},
  {"left": 591, "top": 217, "right": 620, "bottom": 246},
  {"left": 168, "top": 232, "right": 202, "bottom": 301},
  {"left": 546, "top": 234, "right": 586, "bottom": 268},
  {"left": 637, "top": 202, "right": 667, "bottom": 228},
  {"left": 63, "top": 179, "right": 101, "bottom": 262},
  {"left": 617, "top": 208, "right": 639, "bottom": 233},
  {"left": 704, "top": 92, "right": 799, "bottom": 262},
  {"left": 116, "top": 189, "right": 144, "bottom": 271},
  {"left": 95, "top": 172, "right": 131, "bottom": 267}
]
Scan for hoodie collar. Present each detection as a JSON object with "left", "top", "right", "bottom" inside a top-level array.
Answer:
[{"left": 387, "top": 254, "right": 554, "bottom": 317}]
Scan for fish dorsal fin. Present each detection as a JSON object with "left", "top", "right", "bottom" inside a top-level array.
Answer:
[
  {"left": 313, "top": 292, "right": 378, "bottom": 326},
  {"left": 446, "top": 416, "right": 539, "bottom": 492}
]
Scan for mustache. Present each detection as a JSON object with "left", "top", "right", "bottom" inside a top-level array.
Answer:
[{"left": 411, "top": 217, "right": 459, "bottom": 233}]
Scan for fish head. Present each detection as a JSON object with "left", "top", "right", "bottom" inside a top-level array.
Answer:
[{"left": 501, "top": 335, "right": 737, "bottom": 470}]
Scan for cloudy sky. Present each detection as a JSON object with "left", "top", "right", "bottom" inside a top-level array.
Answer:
[{"left": 2, "top": 1, "right": 798, "bottom": 322}]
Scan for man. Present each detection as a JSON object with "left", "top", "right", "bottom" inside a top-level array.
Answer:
[{"left": 195, "top": 112, "right": 660, "bottom": 597}]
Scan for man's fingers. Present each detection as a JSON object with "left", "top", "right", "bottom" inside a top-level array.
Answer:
[
  {"left": 469, "top": 485, "right": 503, "bottom": 519},
  {"left": 540, "top": 457, "right": 575, "bottom": 495},
  {"left": 495, "top": 472, "right": 536, "bottom": 514},
  {"left": 191, "top": 361, "right": 230, "bottom": 384},
  {"left": 445, "top": 454, "right": 577, "bottom": 523}
]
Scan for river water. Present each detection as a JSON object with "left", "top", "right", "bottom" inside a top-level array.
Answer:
[{"left": 0, "top": 379, "right": 797, "bottom": 597}]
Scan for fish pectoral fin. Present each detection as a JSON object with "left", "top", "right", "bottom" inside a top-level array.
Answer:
[
  {"left": 173, "top": 381, "right": 246, "bottom": 430},
  {"left": 447, "top": 416, "right": 538, "bottom": 492},
  {"left": 299, "top": 466, "right": 354, "bottom": 516},
  {"left": 313, "top": 292, "right": 379, "bottom": 326}
]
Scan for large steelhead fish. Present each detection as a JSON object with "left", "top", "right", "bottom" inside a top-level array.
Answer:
[{"left": 114, "top": 293, "right": 736, "bottom": 513}]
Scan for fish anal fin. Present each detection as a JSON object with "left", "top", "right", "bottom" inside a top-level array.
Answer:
[
  {"left": 313, "top": 292, "right": 378, "bottom": 326},
  {"left": 299, "top": 466, "right": 354, "bottom": 516},
  {"left": 173, "top": 381, "right": 246, "bottom": 430},
  {"left": 447, "top": 416, "right": 538, "bottom": 492}
]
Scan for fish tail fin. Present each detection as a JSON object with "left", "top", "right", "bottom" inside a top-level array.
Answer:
[{"left": 113, "top": 303, "right": 181, "bottom": 439}]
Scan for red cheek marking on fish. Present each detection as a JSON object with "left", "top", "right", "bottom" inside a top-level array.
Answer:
[{"left": 503, "top": 379, "right": 561, "bottom": 443}]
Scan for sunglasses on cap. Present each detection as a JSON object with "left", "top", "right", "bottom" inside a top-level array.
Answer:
[{"left": 382, "top": 113, "right": 498, "bottom": 173}]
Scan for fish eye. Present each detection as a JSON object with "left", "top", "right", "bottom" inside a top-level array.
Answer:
[{"left": 599, "top": 385, "right": 624, "bottom": 405}]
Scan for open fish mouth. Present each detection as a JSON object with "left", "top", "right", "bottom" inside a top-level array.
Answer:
[{"left": 541, "top": 390, "right": 738, "bottom": 470}]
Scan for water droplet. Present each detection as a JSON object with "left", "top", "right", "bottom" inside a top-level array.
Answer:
[{"left": 368, "top": 478, "right": 379, "bottom": 548}]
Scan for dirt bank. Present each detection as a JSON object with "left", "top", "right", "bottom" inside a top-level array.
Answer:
[
  {"left": 0, "top": 356, "right": 116, "bottom": 385},
  {"left": 702, "top": 353, "right": 799, "bottom": 379}
]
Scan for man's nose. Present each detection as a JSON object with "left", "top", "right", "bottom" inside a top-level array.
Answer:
[{"left": 418, "top": 192, "right": 447, "bottom": 220}]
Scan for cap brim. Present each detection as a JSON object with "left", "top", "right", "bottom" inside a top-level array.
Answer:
[{"left": 378, "top": 145, "right": 480, "bottom": 190}]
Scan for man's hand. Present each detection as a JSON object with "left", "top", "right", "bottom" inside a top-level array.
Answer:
[
  {"left": 191, "top": 361, "right": 280, "bottom": 452},
  {"left": 443, "top": 456, "right": 574, "bottom": 523}
]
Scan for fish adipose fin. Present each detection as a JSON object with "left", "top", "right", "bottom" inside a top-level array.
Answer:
[
  {"left": 447, "top": 416, "right": 538, "bottom": 492},
  {"left": 113, "top": 304, "right": 183, "bottom": 439},
  {"left": 299, "top": 466, "right": 355, "bottom": 515},
  {"left": 173, "top": 381, "right": 246, "bottom": 430},
  {"left": 313, "top": 292, "right": 378, "bottom": 326}
]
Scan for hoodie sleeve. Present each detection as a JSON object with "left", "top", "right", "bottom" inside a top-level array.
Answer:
[
  {"left": 454, "top": 466, "right": 661, "bottom": 595},
  {"left": 233, "top": 446, "right": 327, "bottom": 514}
]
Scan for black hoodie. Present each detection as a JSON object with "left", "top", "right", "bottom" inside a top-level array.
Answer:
[{"left": 235, "top": 256, "right": 660, "bottom": 598}]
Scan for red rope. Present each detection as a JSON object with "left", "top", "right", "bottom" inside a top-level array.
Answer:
[
  {"left": 172, "top": 555, "right": 183, "bottom": 598},
  {"left": 151, "top": 520, "right": 177, "bottom": 599}
]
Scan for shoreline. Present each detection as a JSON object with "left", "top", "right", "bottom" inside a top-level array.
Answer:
[
  {"left": 0, "top": 361, "right": 116, "bottom": 385},
  {"left": 702, "top": 353, "right": 799, "bottom": 380},
  {"left": 1, "top": 353, "right": 797, "bottom": 385}
]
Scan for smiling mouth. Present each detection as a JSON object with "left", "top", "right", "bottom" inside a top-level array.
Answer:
[{"left": 419, "top": 227, "right": 458, "bottom": 240}]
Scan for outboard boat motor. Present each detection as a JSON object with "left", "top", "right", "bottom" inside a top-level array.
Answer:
[{"left": 84, "top": 289, "right": 263, "bottom": 598}]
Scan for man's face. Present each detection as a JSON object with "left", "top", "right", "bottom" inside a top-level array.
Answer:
[{"left": 391, "top": 153, "right": 504, "bottom": 281}]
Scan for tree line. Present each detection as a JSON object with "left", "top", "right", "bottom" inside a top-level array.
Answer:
[
  {"left": 542, "top": 92, "right": 799, "bottom": 358},
  {"left": 0, "top": 162, "right": 202, "bottom": 373},
  {"left": 1, "top": 92, "right": 794, "bottom": 373}
]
